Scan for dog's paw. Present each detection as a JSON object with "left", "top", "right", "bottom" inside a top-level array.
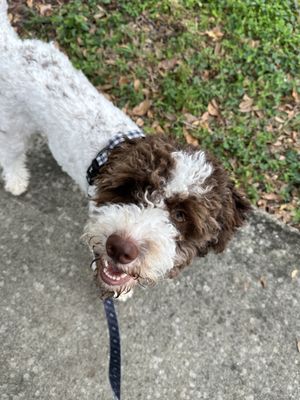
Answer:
[{"left": 4, "top": 173, "right": 29, "bottom": 196}]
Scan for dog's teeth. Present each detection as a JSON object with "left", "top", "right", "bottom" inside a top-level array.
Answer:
[
  {"left": 120, "top": 273, "right": 127, "bottom": 279},
  {"left": 103, "top": 259, "right": 108, "bottom": 268},
  {"left": 91, "top": 263, "right": 97, "bottom": 272}
]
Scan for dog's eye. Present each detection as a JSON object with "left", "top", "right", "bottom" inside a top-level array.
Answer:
[{"left": 173, "top": 210, "right": 186, "bottom": 223}]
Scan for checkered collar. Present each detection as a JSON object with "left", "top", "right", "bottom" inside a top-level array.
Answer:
[{"left": 86, "top": 130, "right": 145, "bottom": 185}]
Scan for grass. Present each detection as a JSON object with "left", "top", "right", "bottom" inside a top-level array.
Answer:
[{"left": 11, "top": 0, "right": 300, "bottom": 227}]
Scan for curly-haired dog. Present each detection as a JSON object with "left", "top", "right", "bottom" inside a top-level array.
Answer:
[{"left": 0, "top": 1, "right": 251, "bottom": 299}]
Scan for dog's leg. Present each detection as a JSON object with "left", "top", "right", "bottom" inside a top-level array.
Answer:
[{"left": 0, "top": 130, "right": 30, "bottom": 196}]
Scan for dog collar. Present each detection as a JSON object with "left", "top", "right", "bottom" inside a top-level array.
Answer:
[{"left": 86, "top": 130, "right": 145, "bottom": 185}]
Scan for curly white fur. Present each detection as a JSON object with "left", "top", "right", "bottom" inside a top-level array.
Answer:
[
  {"left": 84, "top": 204, "right": 179, "bottom": 281},
  {"left": 0, "top": 0, "right": 139, "bottom": 193}
]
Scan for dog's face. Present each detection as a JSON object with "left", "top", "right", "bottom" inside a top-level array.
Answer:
[{"left": 84, "top": 136, "right": 251, "bottom": 298}]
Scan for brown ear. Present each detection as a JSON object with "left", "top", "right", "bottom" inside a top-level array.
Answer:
[{"left": 212, "top": 183, "right": 251, "bottom": 253}]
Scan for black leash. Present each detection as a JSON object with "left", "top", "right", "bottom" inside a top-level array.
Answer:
[{"left": 103, "top": 298, "right": 121, "bottom": 400}]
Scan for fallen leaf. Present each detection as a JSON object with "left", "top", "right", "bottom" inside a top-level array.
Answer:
[
  {"left": 119, "top": 76, "right": 129, "bottom": 86},
  {"left": 37, "top": 4, "right": 52, "bottom": 16},
  {"left": 292, "top": 88, "right": 300, "bottom": 104},
  {"left": 183, "top": 129, "right": 199, "bottom": 147},
  {"left": 94, "top": 6, "right": 106, "bottom": 19},
  {"left": 165, "top": 113, "right": 176, "bottom": 122},
  {"left": 134, "top": 79, "right": 141, "bottom": 92},
  {"left": 151, "top": 121, "right": 164, "bottom": 134},
  {"left": 297, "top": 340, "right": 300, "bottom": 353},
  {"left": 275, "top": 116, "right": 285, "bottom": 123},
  {"left": 158, "top": 58, "right": 179, "bottom": 71},
  {"left": 135, "top": 117, "right": 144, "bottom": 127},
  {"left": 257, "top": 199, "right": 267, "bottom": 208},
  {"left": 239, "top": 95, "right": 254, "bottom": 113},
  {"left": 132, "top": 100, "right": 151, "bottom": 116},
  {"left": 26, "top": 0, "right": 33, "bottom": 8},
  {"left": 147, "top": 110, "right": 154, "bottom": 119},
  {"left": 184, "top": 113, "right": 198, "bottom": 124},
  {"left": 291, "top": 131, "right": 298, "bottom": 142},
  {"left": 214, "top": 42, "right": 222, "bottom": 55},
  {"left": 200, "top": 111, "right": 210, "bottom": 122},
  {"left": 155, "top": 125, "right": 164, "bottom": 134},
  {"left": 207, "top": 100, "right": 219, "bottom": 117},
  {"left": 205, "top": 27, "right": 224, "bottom": 41},
  {"left": 261, "top": 193, "right": 281, "bottom": 201},
  {"left": 201, "top": 70, "right": 210, "bottom": 81}
]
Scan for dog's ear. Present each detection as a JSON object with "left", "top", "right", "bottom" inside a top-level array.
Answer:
[{"left": 210, "top": 182, "right": 251, "bottom": 254}]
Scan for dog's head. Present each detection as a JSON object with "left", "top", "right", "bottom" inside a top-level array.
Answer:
[{"left": 83, "top": 135, "right": 251, "bottom": 298}]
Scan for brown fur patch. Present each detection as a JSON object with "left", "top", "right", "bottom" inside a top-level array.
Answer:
[
  {"left": 93, "top": 135, "right": 177, "bottom": 206},
  {"left": 166, "top": 150, "right": 251, "bottom": 276}
]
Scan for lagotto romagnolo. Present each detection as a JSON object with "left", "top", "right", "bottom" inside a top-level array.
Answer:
[{"left": 0, "top": 0, "right": 251, "bottom": 300}]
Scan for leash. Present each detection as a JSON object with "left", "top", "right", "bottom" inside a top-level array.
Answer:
[{"left": 103, "top": 298, "right": 121, "bottom": 400}]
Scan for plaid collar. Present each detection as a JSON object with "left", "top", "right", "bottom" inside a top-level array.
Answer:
[{"left": 86, "top": 130, "right": 145, "bottom": 185}]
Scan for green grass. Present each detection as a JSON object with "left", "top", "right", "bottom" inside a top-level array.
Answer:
[{"left": 18, "top": 0, "right": 300, "bottom": 225}]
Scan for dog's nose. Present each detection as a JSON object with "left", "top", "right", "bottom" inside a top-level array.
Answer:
[{"left": 106, "top": 234, "right": 139, "bottom": 264}]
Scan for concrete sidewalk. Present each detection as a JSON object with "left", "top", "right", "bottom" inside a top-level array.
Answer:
[{"left": 0, "top": 143, "right": 299, "bottom": 400}]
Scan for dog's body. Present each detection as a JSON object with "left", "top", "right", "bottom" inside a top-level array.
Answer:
[
  {"left": 0, "top": 1, "right": 251, "bottom": 299},
  {"left": 0, "top": 2, "right": 138, "bottom": 194}
]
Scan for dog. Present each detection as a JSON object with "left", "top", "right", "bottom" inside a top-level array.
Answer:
[{"left": 0, "top": 0, "right": 251, "bottom": 300}]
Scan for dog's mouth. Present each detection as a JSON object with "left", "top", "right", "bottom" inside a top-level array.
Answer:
[{"left": 94, "top": 255, "right": 135, "bottom": 287}]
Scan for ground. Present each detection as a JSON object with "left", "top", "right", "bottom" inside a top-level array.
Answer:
[
  {"left": 1, "top": 2, "right": 300, "bottom": 399},
  {"left": 7, "top": 0, "right": 300, "bottom": 229}
]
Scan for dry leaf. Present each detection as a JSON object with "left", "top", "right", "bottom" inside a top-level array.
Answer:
[
  {"left": 205, "top": 27, "right": 224, "bottom": 41},
  {"left": 239, "top": 95, "right": 254, "bottom": 113},
  {"left": 119, "top": 76, "right": 129, "bottom": 86},
  {"left": 200, "top": 111, "right": 210, "bottom": 122},
  {"left": 291, "top": 131, "right": 298, "bottom": 142},
  {"left": 207, "top": 101, "right": 219, "bottom": 117},
  {"left": 37, "top": 4, "right": 52, "bottom": 16},
  {"left": 297, "top": 340, "right": 300, "bottom": 353},
  {"left": 134, "top": 79, "right": 141, "bottom": 92},
  {"left": 261, "top": 193, "right": 281, "bottom": 201},
  {"left": 292, "top": 88, "right": 300, "bottom": 104},
  {"left": 132, "top": 100, "right": 151, "bottom": 116},
  {"left": 26, "top": 0, "right": 33, "bottom": 8},
  {"left": 275, "top": 116, "right": 285, "bottom": 123},
  {"left": 214, "top": 42, "right": 222, "bottom": 55},
  {"left": 94, "top": 6, "right": 106, "bottom": 19},
  {"left": 147, "top": 110, "right": 154, "bottom": 119},
  {"left": 151, "top": 122, "right": 164, "bottom": 134},
  {"left": 158, "top": 58, "right": 178, "bottom": 71},
  {"left": 165, "top": 113, "right": 176, "bottom": 122},
  {"left": 257, "top": 199, "right": 267, "bottom": 208},
  {"left": 183, "top": 129, "right": 199, "bottom": 147},
  {"left": 135, "top": 118, "right": 144, "bottom": 127},
  {"left": 184, "top": 113, "right": 198, "bottom": 124}
]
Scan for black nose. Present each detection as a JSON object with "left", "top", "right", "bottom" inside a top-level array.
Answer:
[{"left": 106, "top": 234, "right": 139, "bottom": 264}]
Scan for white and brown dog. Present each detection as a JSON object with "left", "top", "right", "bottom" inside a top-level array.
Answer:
[{"left": 0, "top": 0, "right": 251, "bottom": 299}]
